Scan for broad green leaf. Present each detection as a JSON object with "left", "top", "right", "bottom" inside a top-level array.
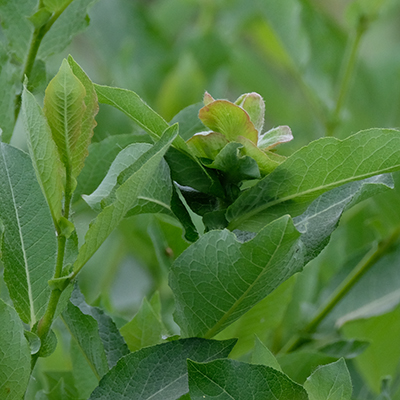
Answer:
[
  {"left": 44, "top": 59, "right": 86, "bottom": 176},
  {"left": 304, "top": 359, "right": 352, "bottom": 400},
  {"left": 341, "top": 306, "right": 400, "bottom": 393},
  {"left": 69, "top": 287, "right": 129, "bottom": 368},
  {"left": 187, "top": 359, "right": 308, "bottom": 400},
  {"left": 186, "top": 132, "right": 229, "bottom": 160},
  {"left": 199, "top": 100, "right": 258, "bottom": 144},
  {"left": 62, "top": 301, "right": 109, "bottom": 380},
  {"left": 83, "top": 143, "right": 172, "bottom": 218},
  {"left": 120, "top": 292, "right": 164, "bottom": 352},
  {"left": 73, "top": 133, "right": 151, "bottom": 202},
  {"left": 89, "top": 338, "right": 237, "bottom": 400},
  {"left": 318, "top": 339, "right": 369, "bottom": 359},
  {"left": 0, "top": 0, "right": 36, "bottom": 62},
  {"left": 170, "top": 102, "right": 205, "bottom": 141},
  {"left": 216, "top": 277, "right": 295, "bottom": 359},
  {"left": 251, "top": 336, "right": 282, "bottom": 372},
  {"left": 67, "top": 55, "right": 99, "bottom": 178},
  {"left": 0, "top": 143, "right": 56, "bottom": 325},
  {"left": 294, "top": 174, "right": 394, "bottom": 263},
  {"left": 39, "top": 0, "right": 98, "bottom": 59},
  {"left": 170, "top": 215, "right": 303, "bottom": 338},
  {"left": 227, "top": 129, "right": 400, "bottom": 231},
  {"left": 0, "top": 299, "right": 31, "bottom": 400},
  {"left": 22, "top": 85, "right": 64, "bottom": 224},
  {"left": 73, "top": 124, "right": 177, "bottom": 274},
  {"left": 94, "top": 84, "right": 169, "bottom": 142}
]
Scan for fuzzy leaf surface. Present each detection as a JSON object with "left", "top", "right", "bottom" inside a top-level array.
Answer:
[
  {"left": 170, "top": 215, "right": 303, "bottom": 338},
  {"left": 0, "top": 143, "right": 56, "bottom": 325},
  {"left": 73, "top": 125, "right": 177, "bottom": 273},
  {"left": 0, "top": 299, "right": 31, "bottom": 400},
  {"left": 44, "top": 59, "right": 86, "bottom": 175},
  {"left": 304, "top": 358, "right": 352, "bottom": 400},
  {"left": 22, "top": 86, "right": 64, "bottom": 223},
  {"left": 188, "top": 359, "right": 308, "bottom": 400},
  {"left": 227, "top": 129, "right": 400, "bottom": 231},
  {"left": 89, "top": 338, "right": 236, "bottom": 400}
]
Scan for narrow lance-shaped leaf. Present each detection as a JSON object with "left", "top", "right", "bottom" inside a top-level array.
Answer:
[
  {"left": 0, "top": 143, "right": 56, "bottom": 325},
  {"left": 67, "top": 55, "right": 99, "bottom": 178},
  {"left": 44, "top": 58, "right": 86, "bottom": 177},
  {"left": 170, "top": 215, "right": 303, "bottom": 338},
  {"left": 227, "top": 128, "right": 400, "bottom": 231},
  {"left": 22, "top": 85, "right": 64, "bottom": 224},
  {"left": 73, "top": 124, "right": 178, "bottom": 274},
  {"left": 0, "top": 299, "right": 31, "bottom": 400},
  {"left": 89, "top": 338, "right": 237, "bottom": 400},
  {"left": 188, "top": 359, "right": 308, "bottom": 400}
]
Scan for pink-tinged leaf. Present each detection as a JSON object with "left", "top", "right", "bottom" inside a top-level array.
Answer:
[
  {"left": 235, "top": 92, "right": 265, "bottom": 134},
  {"left": 199, "top": 100, "right": 258, "bottom": 144},
  {"left": 258, "top": 125, "right": 293, "bottom": 150},
  {"left": 186, "top": 131, "right": 229, "bottom": 159}
]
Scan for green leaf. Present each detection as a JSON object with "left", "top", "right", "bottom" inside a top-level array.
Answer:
[
  {"left": 227, "top": 129, "right": 400, "bottom": 231},
  {"left": 89, "top": 338, "right": 236, "bottom": 400},
  {"left": 235, "top": 92, "right": 265, "bottom": 134},
  {"left": 39, "top": 0, "right": 98, "bottom": 59},
  {"left": 0, "top": 299, "right": 31, "bottom": 400},
  {"left": 187, "top": 359, "right": 308, "bottom": 400},
  {"left": 83, "top": 143, "right": 172, "bottom": 218},
  {"left": 120, "top": 293, "right": 164, "bottom": 352},
  {"left": 186, "top": 131, "right": 229, "bottom": 160},
  {"left": 0, "top": 0, "right": 36, "bottom": 62},
  {"left": 67, "top": 55, "right": 99, "bottom": 178},
  {"left": 74, "top": 133, "right": 151, "bottom": 202},
  {"left": 28, "top": 8, "right": 52, "bottom": 29},
  {"left": 69, "top": 286, "right": 129, "bottom": 368},
  {"left": 0, "top": 143, "right": 56, "bottom": 325},
  {"left": 304, "top": 358, "right": 352, "bottom": 400},
  {"left": 170, "top": 102, "right": 206, "bottom": 141},
  {"left": 62, "top": 301, "right": 109, "bottom": 380},
  {"left": 318, "top": 339, "right": 369, "bottom": 359},
  {"left": 199, "top": 100, "right": 259, "bottom": 144},
  {"left": 44, "top": 59, "right": 86, "bottom": 176},
  {"left": 73, "top": 124, "right": 178, "bottom": 274},
  {"left": 43, "top": 0, "right": 70, "bottom": 12},
  {"left": 251, "top": 336, "right": 282, "bottom": 372},
  {"left": 170, "top": 215, "right": 303, "bottom": 338},
  {"left": 22, "top": 85, "right": 64, "bottom": 224}
]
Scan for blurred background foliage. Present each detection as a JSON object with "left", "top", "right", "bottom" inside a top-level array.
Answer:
[{"left": 3, "top": 0, "right": 400, "bottom": 398}]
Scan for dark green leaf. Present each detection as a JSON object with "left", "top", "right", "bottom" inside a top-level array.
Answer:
[
  {"left": 0, "top": 143, "right": 56, "bottom": 325},
  {"left": 319, "top": 339, "right": 369, "bottom": 359},
  {"left": 0, "top": 299, "right": 31, "bottom": 400},
  {"left": 188, "top": 359, "right": 308, "bottom": 400},
  {"left": 89, "top": 338, "right": 236, "bottom": 400},
  {"left": 170, "top": 215, "right": 303, "bottom": 338},
  {"left": 227, "top": 129, "right": 400, "bottom": 231},
  {"left": 170, "top": 102, "right": 205, "bottom": 141}
]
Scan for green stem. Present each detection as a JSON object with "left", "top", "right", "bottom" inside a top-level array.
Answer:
[
  {"left": 280, "top": 226, "right": 400, "bottom": 354},
  {"left": 13, "top": 0, "right": 75, "bottom": 130},
  {"left": 325, "top": 16, "right": 368, "bottom": 137}
]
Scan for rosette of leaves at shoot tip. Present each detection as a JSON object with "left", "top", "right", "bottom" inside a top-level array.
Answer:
[{"left": 186, "top": 91, "right": 293, "bottom": 185}]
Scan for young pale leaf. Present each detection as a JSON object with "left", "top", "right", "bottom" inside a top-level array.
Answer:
[
  {"left": 0, "top": 299, "right": 31, "bottom": 400},
  {"left": 62, "top": 301, "right": 109, "bottom": 380},
  {"left": 70, "top": 287, "right": 129, "bottom": 368},
  {"left": 120, "top": 293, "right": 164, "bottom": 352},
  {"left": 83, "top": 143, "right": 172, "bottom": 218},
  {"left": 22, "top": 85, "right": 64, "bottom": 224},
  {"left": 73, "top": 124, "right": 178, "bottom": 274},
  {"left": 0, "top": 143, "right": 56, "bottom": 325},
  {"left": 170, "top": 215, "right": 303, "bottom": 338},
  {"left": 44, "top": 59, "right": 86, "bottom": 175},
  {"left": 67, "top": 55, "right": 99, "bottom": 178},
  {"left": 227, "top": 129, "right": 400, "bottom": 231},
  {"left": 304, "top": 358, "right": 352, "bottom": 400},
  {"left": 251, "top": 336, "right": 282, "bottom": 372},
  {"left": 89, "top": 338, "right": 236, "bottom": 400},
  {"left": 188, "top": 359, "right": 308, "bottom": 400}
]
